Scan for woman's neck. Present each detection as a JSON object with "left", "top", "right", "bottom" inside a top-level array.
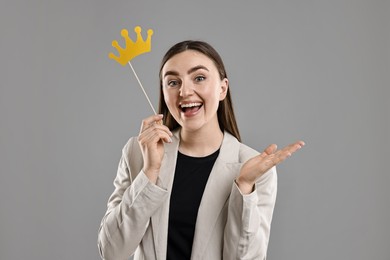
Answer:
[{"left": 179, "top": 127, "right": 224, "bottom": 157}]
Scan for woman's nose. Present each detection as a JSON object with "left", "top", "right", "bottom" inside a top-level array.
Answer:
[{"left": 179, "top": 80, "right": 194, "bottom": 97}]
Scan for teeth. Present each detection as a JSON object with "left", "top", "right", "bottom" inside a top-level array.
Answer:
[{"left": 180, "top": 103, "right": 202, "bottom": 108}]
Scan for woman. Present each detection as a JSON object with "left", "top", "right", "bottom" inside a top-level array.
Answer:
[{"left": 98, "top": 40, "right": 304, "bottom": 260}]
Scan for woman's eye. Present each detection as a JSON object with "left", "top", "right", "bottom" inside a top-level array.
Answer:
[
  {"left": 195, "top": 76, "right": 206, "bottom": 82},
  {"left": 167, "top": 80, "right": 179, "bottom": 87}
]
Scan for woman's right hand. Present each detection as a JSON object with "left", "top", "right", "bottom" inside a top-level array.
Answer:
[{"left": 137, "top": 114, "right": 173, "bottom": 184}]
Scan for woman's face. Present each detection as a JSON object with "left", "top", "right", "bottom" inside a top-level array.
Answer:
[{"left": 161, "top": 50, "right": 228, "bottom": 133}]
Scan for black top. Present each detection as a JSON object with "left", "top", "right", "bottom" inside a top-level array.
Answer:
[{"left": 167, "top": 149, "right": 220, "bottom": 260}]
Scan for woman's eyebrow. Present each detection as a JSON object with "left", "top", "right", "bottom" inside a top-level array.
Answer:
[
  {"left": 163, "top": 65, "right": 209, "bottom": 78},
  {"left": 163, "top": 70, "right": 179, "bottom": 78},
  {"left": 187, "top": 65, "right": 209, "bottom": 74}
]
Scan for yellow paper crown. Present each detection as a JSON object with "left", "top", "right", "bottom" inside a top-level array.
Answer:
[{"left": 109, "top": 26, "right": 153, "bottom": 66}]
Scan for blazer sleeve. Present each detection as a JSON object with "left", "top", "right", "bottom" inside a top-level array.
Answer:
[
  {"left": 223, "top": 166, "right": 278, "bottom": 260},
  {"left": 97, "top": 137, "right": 169, "bottom": 260}
]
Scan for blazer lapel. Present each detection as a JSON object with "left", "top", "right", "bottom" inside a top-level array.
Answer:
[
  {"left": 150, "top": 130, "right": 180, "bottom": 260},
  {"left": 191, "top": 132, "right": 242, "bottom": 259}
]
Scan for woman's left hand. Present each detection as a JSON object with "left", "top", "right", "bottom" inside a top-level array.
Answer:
[{"left": 236, "top": 141, "right": 305, "bottom": 194}]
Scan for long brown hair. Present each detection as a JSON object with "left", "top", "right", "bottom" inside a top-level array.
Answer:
[{"left": 158, "top": 40, "right": 241, "bottom": 142}]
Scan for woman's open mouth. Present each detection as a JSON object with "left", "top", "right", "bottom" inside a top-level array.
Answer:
[{"left": 180, "top": 102, "right": 203, "bottom": 116}]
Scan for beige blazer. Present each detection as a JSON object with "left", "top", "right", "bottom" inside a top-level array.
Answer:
[{"left": 98, "top": 130, "right": 277, "bottom": 260}]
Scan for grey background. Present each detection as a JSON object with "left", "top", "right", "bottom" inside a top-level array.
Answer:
[{"left": 1, "top": 0, "right": 389, "bottom": 259}]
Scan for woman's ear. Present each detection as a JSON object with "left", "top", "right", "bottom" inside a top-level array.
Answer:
[{"left": 219, "top": 78, "right": 229, "bottom": 101}]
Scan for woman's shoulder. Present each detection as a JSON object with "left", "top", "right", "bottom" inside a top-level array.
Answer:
[
  {"left": 224, "top": 132, "right": 260, "bottom": 161},
  {"left": 122, "top": 136, "right": 140, "bottom": 154},
  {"left": 224, "top": 132, "right": 277, "bottom": 181},
  {"left": 238, "top": 142, "right": 259, "bottom": 159},
  {"left": 121, "top": 136, "right": 143, "bottom": 169}
]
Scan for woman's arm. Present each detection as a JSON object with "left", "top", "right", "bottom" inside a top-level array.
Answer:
[
  {"left": 224, "top": 140, "right": 303, "bottom": 259},
  {"left": 223, "top": 167, "right": 277, "bottom": 260},
  {"left": 97, "top": 137, "right": 168, "bottom": 260}
]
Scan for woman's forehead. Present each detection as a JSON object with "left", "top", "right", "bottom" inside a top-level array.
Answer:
[{"left": 162, "top": 50, "right": 216, "bottom": 72}]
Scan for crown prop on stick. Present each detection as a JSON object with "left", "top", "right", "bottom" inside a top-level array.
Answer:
[{"left": 109, "top": 26, "right": 156, "bottom": 114}]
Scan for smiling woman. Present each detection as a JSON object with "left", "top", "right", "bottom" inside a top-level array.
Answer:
[
  {"left": 97, "top": 40, "right": 304, "bottom": 260},
  {"left": 163, "top": 63, "right": 210, "bottom": 118},
  {"left": 158, "top": 41, "right": 239, "bottom": 141},
  {"left": 161, "top": 50, "right": 229, "bottom": 142}
]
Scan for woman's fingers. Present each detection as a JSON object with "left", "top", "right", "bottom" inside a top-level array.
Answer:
[
  {"left": 258, "top": 141, "right": 305, "bottom": 168},
  {"left": 138, "top": 114, "right": 173, "bottom": 144},
  {"left": 271, "top": 141, "right": 305, "bottom": 165},
  {"left": 140, "top": 114, "right": 164, "bottom": 133},
  {"left": 281, "top": 141, "right": 305, "bottom": 157},
  {"left": 264, "top": 144, "right": 277, "bottom": 155},
  {"left": 140, "top": 125, "right": 172, "bottom": 144}
]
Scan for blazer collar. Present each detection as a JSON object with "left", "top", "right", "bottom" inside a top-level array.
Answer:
[
  {"left": 150, "top": 129, "right": 180, "bottom": 259},
  {"left": 151, "top": 129, "right": 242, "bottom": 260},
  {"left": 191, "top": 131, "right": 242, "bottom": 259}
]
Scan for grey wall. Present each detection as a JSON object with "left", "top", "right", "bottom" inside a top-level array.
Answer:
[{"left": 1, "top": 0, "right": 389, "bottom": 259}]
